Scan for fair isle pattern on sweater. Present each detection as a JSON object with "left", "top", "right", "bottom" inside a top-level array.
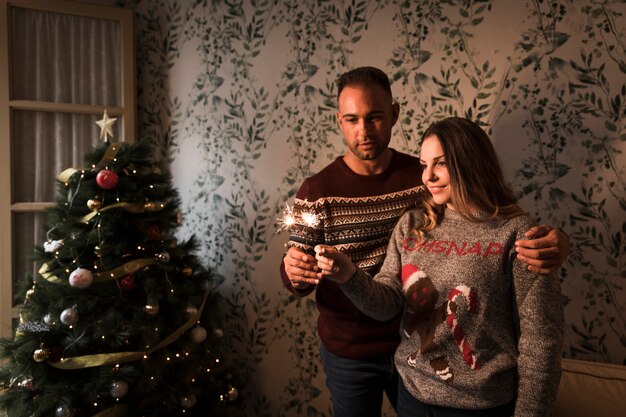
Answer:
[{"left": 287, "top": 186, "right": 423, "bottom": 272}]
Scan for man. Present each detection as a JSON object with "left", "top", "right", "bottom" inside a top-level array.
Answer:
[{"left": 280, "top": 66, "right": 569, "bottom": 417}]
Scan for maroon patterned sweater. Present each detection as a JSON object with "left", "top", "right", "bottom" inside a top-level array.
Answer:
[{"left": 280, "top": 149, "right": 423, "bottom": 359}]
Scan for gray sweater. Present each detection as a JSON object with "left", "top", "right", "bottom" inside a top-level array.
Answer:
[{"left": 341, "top": 208, "right": 563, "bottom": 416}]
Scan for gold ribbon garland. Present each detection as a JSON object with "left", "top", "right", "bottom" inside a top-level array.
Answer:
[
  {"left": 93, "top": 258, "right": 158, "bottom": 282},
  {"left": 57, "top": 143, "right": 122, "bottom": 184},
  {"left": 39, "top": 258, "right": 157, "bottom": 285},
  {"left": 80, "top": 201, "right": 167, "bottom": 224},
  {"left": 37, "top": 262, "right": 66, "bottom": 285},
  {"left": 92, "top": 405, "right": 128, "bottom": 417},
  {"left": 49, "top": 292, "right": 208, "bottom": 370}
]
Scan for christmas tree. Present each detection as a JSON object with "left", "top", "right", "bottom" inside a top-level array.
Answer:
[{"left": 0, "top": 112, "right": 239, "bottom": 417}]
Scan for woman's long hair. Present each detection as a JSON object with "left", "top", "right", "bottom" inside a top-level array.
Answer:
[
  {"left": 412, "top": 186, "right": 442, "bottom": 239},
  {"left": 418, "top": 117, "right": 525, "bottom": 226}
]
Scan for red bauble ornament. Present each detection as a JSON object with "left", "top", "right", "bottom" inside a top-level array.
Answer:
[
  {"left": 96, "top": 169, "right": 119, "bottom": 189},
  {"left": 120, "top": 274, "right": 136, "bottom": 291},
  {"left": 147, "top": 224, "right": 161, "bottom": 240}
]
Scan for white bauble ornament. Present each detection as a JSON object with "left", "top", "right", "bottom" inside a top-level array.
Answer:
[
  {"left": 190, "top": 326, "right": 207, "bottom": 343},
  {"left": 60, "top": 306, "right": 79, "bottom": 326},
  {"left": 69, "top": 268, "right": 93, "bottom": 289},
  {"left": 110, "top": 380, "right": 129, "bottom": 398}
]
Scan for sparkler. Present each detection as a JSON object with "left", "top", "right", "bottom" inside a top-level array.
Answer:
[
  {"left": 276, "top": 202, "right": 320, "bottom": 232},
  {"left": 277, "top": 203, "right": 297, "bottom": 232},
  {"left": 301, "top": 211, "right": 320, "bottom": 228}
]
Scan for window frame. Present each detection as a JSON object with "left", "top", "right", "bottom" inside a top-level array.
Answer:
[{"left": 0, "top": 0, "right": 135, "bottom": 337}]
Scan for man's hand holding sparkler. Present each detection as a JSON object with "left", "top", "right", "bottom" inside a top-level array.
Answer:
[
  {"left": 284, "top": 246, "right": 321, "bottom": 289},
  {"left": 278, "top": 202, "right": 326, "bottom": 289}
]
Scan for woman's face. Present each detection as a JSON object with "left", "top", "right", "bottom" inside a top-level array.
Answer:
[{"left": 420, "top": 135, "right": 453, "bottom": 209}]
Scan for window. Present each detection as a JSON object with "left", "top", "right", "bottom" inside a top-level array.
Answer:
[{"left": 0, "top": 0, "right": 135, "bottom": 336}]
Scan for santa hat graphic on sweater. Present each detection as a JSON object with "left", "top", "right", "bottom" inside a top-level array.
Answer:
[{"left": 401, "top": 264, "right": 427, "bottom": 292}]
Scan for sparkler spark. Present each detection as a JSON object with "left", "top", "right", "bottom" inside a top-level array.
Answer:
[
  {"left": 277, "top": 203, "right": 320, "bottom": 232},
  {"left": 301, "top": 211, "right": 320, "bottom": 228},
  {"left": 277, "top": 203, "right": 297, "bottom": 232}
]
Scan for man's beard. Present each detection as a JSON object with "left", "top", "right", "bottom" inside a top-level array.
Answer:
[{"left": 348, "top": 140, "right": 386, "bottom": 161}]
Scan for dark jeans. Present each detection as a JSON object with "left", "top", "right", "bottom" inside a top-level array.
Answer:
[
  {"left": 397, "top": 377, "right": 515, "bottom": 417},
  {"left": 320, "top": 344, "right": 398, "bottom": 417}
]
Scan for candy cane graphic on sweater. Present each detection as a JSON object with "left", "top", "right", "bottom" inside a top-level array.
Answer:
[{"left": 446, "top": 285, "right": 480, "bottom": 370}]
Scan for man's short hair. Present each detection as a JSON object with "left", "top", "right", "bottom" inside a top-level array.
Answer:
[{"left": 337, "top": 66, "right": 392, "bottom": 101}]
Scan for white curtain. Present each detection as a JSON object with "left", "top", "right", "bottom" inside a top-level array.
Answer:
[{"left": 10, "top": 6, "right": 121, "bottom": 293}]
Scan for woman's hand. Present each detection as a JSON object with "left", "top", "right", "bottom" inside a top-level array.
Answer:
[{"left": 314, "top": 245, "right": 357, "bottom": 284}]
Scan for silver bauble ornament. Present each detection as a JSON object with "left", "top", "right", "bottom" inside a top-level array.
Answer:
[
  {"left": 60, "top": 306, "right": 79, "bottom": 326},
  {"left": 110, "top": 380, "right": 129, "bottom": 398},
  {"left": 180, "top": 394, "right": 197, "bottom": 409},
  {"left": 55, "top": 404, "right": 75, "bottom": 417}
]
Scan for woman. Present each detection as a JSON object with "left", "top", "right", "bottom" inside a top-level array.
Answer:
[{"left": 315, "top": 117, "right": 563, "bottom": 417}]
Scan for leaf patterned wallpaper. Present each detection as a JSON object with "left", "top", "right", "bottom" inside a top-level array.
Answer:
[{"left": 120, "top": 0, "right": 625, "bottom": 415}]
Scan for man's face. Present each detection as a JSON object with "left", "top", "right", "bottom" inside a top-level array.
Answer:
[{"left": 336, "top": 85, "right": 399, "bottom": 163}]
